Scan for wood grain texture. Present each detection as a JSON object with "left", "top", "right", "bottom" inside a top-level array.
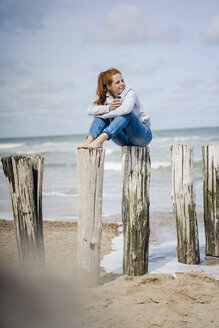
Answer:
[
  {"left": 202, "top": 145, "right": 219, "bottom": 257},
  {"left": 77, "top": 148, "right": 105, "bottom": 286},
  {"left": 171, "top": 145, "right": 200, "bottom": 264},
  {"left": 1, "top": 155, "right": 45, "bottom": 265},
  {"left": 122, "top": 146, "right": 150, "bottom": 276}
]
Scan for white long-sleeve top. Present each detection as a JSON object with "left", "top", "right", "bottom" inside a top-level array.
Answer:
[{"left": 87, "top": 88, "right": 151, "bottom": 128}]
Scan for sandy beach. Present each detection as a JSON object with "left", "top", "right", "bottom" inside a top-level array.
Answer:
[{"left": 0, "top": 216, "right": 219, "bottom": 328}]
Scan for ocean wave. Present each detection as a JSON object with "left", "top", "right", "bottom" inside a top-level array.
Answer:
[
  {"left": 152, "top": 135, "right": 216, "bottom": 143},
  {"left": 0, "top": 143, "right": 25, "bottom": 150},
  {"left": 151, "top": 161, "right": 170, "bottom": 170},
  {"left": 43, "top": 190, "right": 77, "bottom": 197},
  {"left": 151, "top": 159, "right": 202, "bottom": 170},
  {"left": 105, "top": 161, "right": 122, "bottom": 171},
  {"left": 14, "top": 142, "right": 76, "bottom": 154},
  {"left": 104, "top": 159, "right": 202, "bottom": 171},
  {"left": 43, "top": 190, "right": 122, "bottom": 198},
  {"left": 105, "top": 148, "right": 120, "bottom": 156}
]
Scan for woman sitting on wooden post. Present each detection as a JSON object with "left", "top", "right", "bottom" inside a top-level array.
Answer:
[{"left": 77, "top": 68, "right": 152, "bottom": 149}]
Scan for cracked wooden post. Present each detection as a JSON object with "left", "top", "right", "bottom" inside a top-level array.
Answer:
[
  {"left": 77, "top": 148, "right": 105, "bottom": 286},
  {"left": 1, "top": 155, "right": 45, "bottom": 266},
  {"left": 171, "top": 145, "right": 200, "bottom": 264},
  {"left": 202, "top": 145, "right": 219, "bottom": 257},
  {"left": 122, "top": 146, "right": 150, "bottom": 276}
]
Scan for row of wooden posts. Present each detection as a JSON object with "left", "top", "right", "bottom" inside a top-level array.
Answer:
[{"left": 1, "top": 144, "right": 219, "bottom": 286}]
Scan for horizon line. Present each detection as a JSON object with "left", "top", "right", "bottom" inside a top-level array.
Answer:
[{"left": 0, "top": 125, "right": 218, "bottom": 140}]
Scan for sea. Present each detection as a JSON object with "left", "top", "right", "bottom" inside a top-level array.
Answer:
[
  {"left": 0, "top": 126, "right": 219, "bottom": 221},
  {"left": 0, "top": 126, "right": 219, "bottom": 278}
]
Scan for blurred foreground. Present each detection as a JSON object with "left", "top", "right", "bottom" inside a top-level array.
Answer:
[{"left": 0, "top": 219, "right": 218, "bottom": 328}]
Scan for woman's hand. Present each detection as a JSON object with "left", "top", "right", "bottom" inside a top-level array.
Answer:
[{"left": 109, "top": 99, "right": 121, "bottom": 111}]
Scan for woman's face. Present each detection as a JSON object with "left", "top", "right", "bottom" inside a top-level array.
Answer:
[{"left": 107, "top": 73, "right": 126, "bottom": 97}]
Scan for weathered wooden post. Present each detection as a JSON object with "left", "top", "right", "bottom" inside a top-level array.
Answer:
[
  {"left": 171, "top": 145, "right": 200, "bottom": 264},
  {"left": 122, "top": 146, "right": 150, "bottom": 276},
  {"left": 202, "top": 145, "right": 219, "bottom": 257},
  {"left": 1, "top": 155, "right": 45, "bottom": 265},
  {"left": 77, "top": 148, "right": 105, "bottom": 286}
]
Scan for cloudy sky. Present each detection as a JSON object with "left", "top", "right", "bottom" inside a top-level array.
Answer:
[{"left": 0, "top": 0, "right": 219, "bottom": 138}]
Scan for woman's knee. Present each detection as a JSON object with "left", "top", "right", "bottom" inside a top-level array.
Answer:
[
  {"left": 123, "top": 112, "right": 133, "bottom": 121},
  {"left": 93, "top": 117, "right": 106, "bottom": 124},
  {"left": 114, "top": 112, "right": 132, "bottom": 121},
  {"left": 141, "top": 129, "right": 152, "bottom": 146},
  {"left": 130, "top": 127, "right": 152, "bottom": 146}
]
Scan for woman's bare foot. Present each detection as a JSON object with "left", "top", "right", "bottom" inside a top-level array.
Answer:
[
  {"left": 85, "top": 133, "right": 109, "bottom": 149},
  {"left": 77, "top": 135, "right": 94, "bottom": 149},
  {"left": 85, "top": 139, "right": 103, "bottom": 149}
]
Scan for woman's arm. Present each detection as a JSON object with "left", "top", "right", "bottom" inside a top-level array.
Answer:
[
  {"left": 101, "top": 89, "right": 136, "bottom": 119},
  {"left": 87, "top": 104, "right": 110, "bottom": 116}
]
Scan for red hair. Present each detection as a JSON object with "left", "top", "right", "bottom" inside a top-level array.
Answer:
[{"left": 94, "top": 68, "right": 121, "bottom": 105}]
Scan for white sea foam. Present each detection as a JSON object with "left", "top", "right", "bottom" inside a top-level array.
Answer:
[
  {"left": 0, "top": 143, "right": 25, "bottom": 150},
  {"left": 151, "top": 161, "right": 170, "bottom": 170},
  {"left": 43, "top": 190, "right": 77, "bottom": 197},
  {"left": 101, "top": 226, "right": 123, "bottom": 274},
  {"left": 15, "top": 142, "right": 75, "bottom": 154},
  {"left": 151, "top": 159, "right": 202, "bottom": 170},
  {"left": 101, "top": 229, "right": 219, "bottom": 279},
  {"left": 152, "top": 135, "right": 211, "bottom": 143},
  {"left": 105, "top": 161, "right": 122, "bottom": 171}
]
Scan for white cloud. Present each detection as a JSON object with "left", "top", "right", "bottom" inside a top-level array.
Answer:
[
  {"left": 177, "top": 78, "right": 201, "bottom": 88},
  {"left": 20, "top": 80, "right": 75, "bottom": 93},
  {"left": 204, "top": 84, "right": 219, "bottom": 93},
  {"left": 86, "top": 5, "right": 184, "bottom": 44},
  {"left": 0, "top": 58, "right": 31, "bottom": 77},
  {"left": 118, "top": 58, "right": 167, "bottom": 76},
  {"left": 135, "top": 86, "right": 162, "bottom": 94},
  {"left": 203, "top": 15, "right": 219, "bottom": 45},
  {"left": 167, "top": 93, "right": 194, "bottom": 102},
  {"left": 88, "top": 57, "right": 167, "bottom": 78},
  {"left": 0, "top": 97, "right": 80, "bottom": 121}
]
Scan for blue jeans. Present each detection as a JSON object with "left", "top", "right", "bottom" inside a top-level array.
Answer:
[{"left": 88, "top": 112, "right": 152, "bottom": 146}]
